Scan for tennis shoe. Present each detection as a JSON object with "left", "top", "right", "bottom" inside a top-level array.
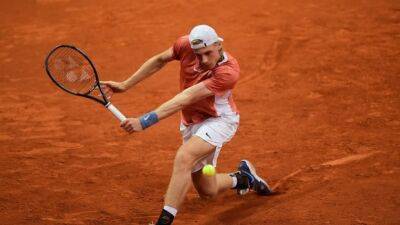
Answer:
[{"left": 238, "top": 160, "right": 273, "bottom": 195}]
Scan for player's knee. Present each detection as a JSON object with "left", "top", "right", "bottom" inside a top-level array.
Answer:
[
  {"left": 174, "top": 149, "right": 196, "bottom": 170},
  {"left": 193, "top": 178, "right": 218, "bottom": 199},
  {"left": 197, "top": 187, "right": 218, "bottom": 199}
]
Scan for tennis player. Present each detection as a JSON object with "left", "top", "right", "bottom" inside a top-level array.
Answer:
[{"left": 101, "top": 24, "right": 273, "bottom": 225}]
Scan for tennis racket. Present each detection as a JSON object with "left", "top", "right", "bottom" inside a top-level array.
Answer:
[{"left": 44, "top": 45, "right": 126, "bottom": 122}]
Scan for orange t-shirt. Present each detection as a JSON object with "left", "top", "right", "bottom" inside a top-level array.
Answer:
[{"left": 172, "top": 35, "right": 240, "bottom": 125}]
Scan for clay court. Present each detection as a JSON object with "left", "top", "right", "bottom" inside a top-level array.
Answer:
[{"left": 1, "top": 0, "right": 399, "bottom": 224}]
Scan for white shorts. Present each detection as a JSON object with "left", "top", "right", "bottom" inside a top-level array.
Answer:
[{"left": 179, "top": 114, "right": 239, "bottom": 173}]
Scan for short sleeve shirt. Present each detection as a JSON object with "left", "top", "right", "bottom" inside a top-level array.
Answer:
[{"left": 172, "top": 35, "right": 240, "bottom": 125}]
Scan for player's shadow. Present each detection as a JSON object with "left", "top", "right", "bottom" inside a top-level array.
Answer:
[
  {"left": 181, "top": 191, "right": 281, "bottom": 225},
  {"left": 204, "top": 193, "right": 280, "bottom": 225},
  {"left": 202, "top": 180, "right": 326, "bottom": 225}
]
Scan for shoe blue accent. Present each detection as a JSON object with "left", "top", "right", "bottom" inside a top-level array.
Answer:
[
  {"left": 238, "top": 160, "right": 273, "bottom": 196},
  {"left": 239, "top": 163, "right": 255, "bottom": 186}
]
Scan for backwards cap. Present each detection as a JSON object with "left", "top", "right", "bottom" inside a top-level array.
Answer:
[{"left": 189, "top": 24, "right": 224, "bottom": 49}]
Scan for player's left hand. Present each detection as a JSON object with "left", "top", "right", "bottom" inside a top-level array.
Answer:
[
  {"left": 121, "top": 118, "right": 143, "bottom": 133},
  {"left": 100, "top": 84, "right": 113, "bottom": 100}
]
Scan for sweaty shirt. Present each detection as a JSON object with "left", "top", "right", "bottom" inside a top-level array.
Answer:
[{"left": 172, "top": 35, "right": 240, "bottom": 126}]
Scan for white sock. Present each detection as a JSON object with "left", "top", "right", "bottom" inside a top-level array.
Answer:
[
  {"left": 163, "top": 205, "right": 178, "bottom": 217},
  {"left": 231, "top": 176, "right": 238, "bottom": 188}
]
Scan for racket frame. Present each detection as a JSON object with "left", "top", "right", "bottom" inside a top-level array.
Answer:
[
  {"left": 45, "top": 45, "right": 108, "bottom": 105},
  {"left": 45, "top": 45, "right": 126, "bottom": 122}
]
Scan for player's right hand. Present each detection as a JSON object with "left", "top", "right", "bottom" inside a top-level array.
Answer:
[
  {"left": 120, "top": 118, "right": 143, "bottom": 133},
  {"left": 100, "top": 80, "right": 128, "bottom": 93}
]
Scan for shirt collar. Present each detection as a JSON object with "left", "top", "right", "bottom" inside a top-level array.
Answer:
[{"left": 217, "top": 52, "right": 228, "bottom": 66}]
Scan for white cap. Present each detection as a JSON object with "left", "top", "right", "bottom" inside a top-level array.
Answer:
[{"left": 189, "top": 24, "right": 224, "bottom": 49}]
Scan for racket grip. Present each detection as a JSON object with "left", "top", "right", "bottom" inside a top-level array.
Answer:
[{"left": 106, "top": 103, "right": 127, "bottom": 122}]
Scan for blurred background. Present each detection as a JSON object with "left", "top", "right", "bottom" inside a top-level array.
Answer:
[{"left": 0, "top": 0, "right": 399, "bottom": 224}]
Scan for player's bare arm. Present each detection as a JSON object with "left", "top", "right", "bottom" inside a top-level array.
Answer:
[
  {"left": 101, "top": 47, "right": 174, "bottom": 94},
  {"left": 120, "top": 82, "right": 213, "bottom": 133},
  {"left": 155, "top": 82, "right": 213, "bottom": 120}
]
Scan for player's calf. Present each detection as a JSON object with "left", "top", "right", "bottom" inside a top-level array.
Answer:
[{"left": 192, "top": 171, "right": 219, "bottom": 199}]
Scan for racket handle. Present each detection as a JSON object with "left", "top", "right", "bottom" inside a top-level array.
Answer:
[{"left": 106, "top": 103, "right": 127, "bottom": 122}]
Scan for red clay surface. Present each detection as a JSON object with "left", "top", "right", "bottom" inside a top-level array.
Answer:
[{"left": 1, "top": 1, "right": 399, "bottom": 224}]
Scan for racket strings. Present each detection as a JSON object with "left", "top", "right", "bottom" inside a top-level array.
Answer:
[
  {"left": 47, "top": 47, "right": 97, "bottom": 95},
  {"left": 48, "top": 56, "right": 93, "bottom": 93},
  {"left": 54, "top": 49, "right": 95, "bottom": 93}
]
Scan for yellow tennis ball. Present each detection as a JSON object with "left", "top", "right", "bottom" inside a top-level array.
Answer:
[{"left": 202, "top": 164, "right": 216, "bottom": 176}]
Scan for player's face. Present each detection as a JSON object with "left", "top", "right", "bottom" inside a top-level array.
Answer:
[{"left": 194, "top": 43, "right": 222, "bottom": 69}]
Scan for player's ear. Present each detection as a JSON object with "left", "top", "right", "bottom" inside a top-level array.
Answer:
[{"left": 213, "top": 42, "right": 222, "bottom": 51}]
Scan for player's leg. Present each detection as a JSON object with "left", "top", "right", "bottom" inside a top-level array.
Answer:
[
  {"left": 191, "top": 171, "right": 234, "bottom": 198},
  {"left": 189, "top": 145, "right": 236, "bottom": 198},
  {"left": 155, "top": 136, "right": 215, "bottom": 225},
  {"left": 188, "top": 116, "right": 243, "bottom": 198},
  {"left": 165, "top": 136, "right": 216, "bottom": 206},
  {"left": 190, "top": 149, "right": 256, "bottom": 198},
  {"left": 191, "top": 160, "right": 274, "bottom": 198}
]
